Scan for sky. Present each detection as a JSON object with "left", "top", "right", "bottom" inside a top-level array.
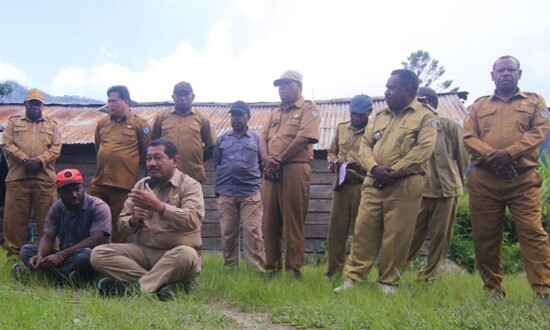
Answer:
[{"left": 1, "top": 0, "right": 550, "bottom": 106}]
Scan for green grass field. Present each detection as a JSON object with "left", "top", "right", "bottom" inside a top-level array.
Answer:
[{"left": 1, "top": 253, "right": 548, "bottom": 329}]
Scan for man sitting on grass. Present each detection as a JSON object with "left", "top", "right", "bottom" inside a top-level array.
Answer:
[
  {"left": 12, "top": 169, "right": 112, "bottom": 284},
  {"left": 91, "top": 138, "right": 204, "bottom": 301}
]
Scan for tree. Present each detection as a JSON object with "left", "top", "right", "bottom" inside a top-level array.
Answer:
[
  {"left": 401, "top": 50, "right": 459, "bottom": 92},
  {"left": 0, "top": 82, "right": 13, "bottom": 100}
]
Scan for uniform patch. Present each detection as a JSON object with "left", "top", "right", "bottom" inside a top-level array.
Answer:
[
  {"left": 431, "top": 120, "right": 439, "bottom": 129},
  {"left": 311, "top": 110, "right": 318, "bottom": 117},
  {"left": 127, "top": 125, "right": 132, "bottom": 129},
  {"left": 374, "top": 132, "right": 382, "bottom": 140},
  {"left": 55, "top": 127, "right": 61, "bottom": 135},
  {"left": 143, "top": 126, "right": 151, "bottom": 134},
  {"left": 541, "top": 110, "right": 548, "bottom": 118}
]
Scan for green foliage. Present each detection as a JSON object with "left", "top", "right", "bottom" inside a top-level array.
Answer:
[
  {"left": 401, "top": 50, "right": 459, "bottom": 92},
  {"left": 2, "top": 254, "right": 550, "bottom": 329},
  {"left": 538, "top": 152, "right": 550, "bottom": 233},
  {"left": 0, "top": 82, "right": 13, "bottom": 99}
]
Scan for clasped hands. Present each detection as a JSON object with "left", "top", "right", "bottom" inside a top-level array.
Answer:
[
  {"left": 371, "top": 165, "right": 396, "bottom": 190},
  {"left": 128, "top": 183, "right": 165, "bottom": 227}
]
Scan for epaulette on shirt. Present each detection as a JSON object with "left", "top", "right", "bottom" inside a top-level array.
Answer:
[
  {"left": 419, "top": 102, "right": 437, "bottom": 115},
  {"left": 8, "top": 115, "right": 22, "bottom": 120},
  {"left": 473, "top": 95, "right": 491, "bottom": 103},
  {"left": 337, "top": 120, "right": 351, "bottom": 127}
]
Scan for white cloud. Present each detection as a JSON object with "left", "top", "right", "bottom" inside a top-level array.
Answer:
[
  {"left": 0, "top": 61, "right": 27, "bottom": 83},
  {"left": 47, "top": 0, "right": 550, "bottom": 104},
  {"left": 232, "top": 0, "right": 266, "bottom": 21}
]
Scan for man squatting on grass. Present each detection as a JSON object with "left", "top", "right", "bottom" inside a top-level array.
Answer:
[
  {"left": 91, "top": 138, "right": 204, "bottom": 301},
  {"left": 14, "top": 169, "right": 112, "bottom": 284}
]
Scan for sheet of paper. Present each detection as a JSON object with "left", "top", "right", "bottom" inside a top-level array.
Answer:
[{"left": 339, "top": 161, "right": 348, "bottom": 186}]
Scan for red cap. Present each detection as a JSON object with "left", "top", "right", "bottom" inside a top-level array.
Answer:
[{"left": 56, "top": 169, "right": 84, "bottom": 188}]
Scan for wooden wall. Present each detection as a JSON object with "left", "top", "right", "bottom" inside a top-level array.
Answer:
[{"left": 56, "top": 146, "right": 335, "bottom": 253}]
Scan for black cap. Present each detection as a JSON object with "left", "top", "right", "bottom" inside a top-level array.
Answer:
[{"left": 229, "top": 100, "right": 250, "bottom": 115}]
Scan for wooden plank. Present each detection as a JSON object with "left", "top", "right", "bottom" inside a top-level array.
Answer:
[
  {"left": 309, "top": 185, "right": 333, "bottom": 199},
  {"left": 202, "top": 237, "right": 326, "bottom": 253},
  {"left": 204, "top": 209, "right": 330, "bottom": 224}
]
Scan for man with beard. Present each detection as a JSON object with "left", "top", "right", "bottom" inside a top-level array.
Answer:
[
  {"left": 1, "top": 89, "right": 61, "bottom": 259},
  {"left": 334, "top": 69, "right": 437, "bottom": 294},
  {"left": 260, "top": 70, "right": 321, "bottom": 278},
  {"left": 152, "top": 81, "right": 217, "bottom": 184},
  {"left": 407, "top": 86, "right": 469, "bottom": 283},
  {"left": 325, "top": 94, "right": 373, "bottom": 279},
  {"left": 91, "top": 138, "right": 204, "bottom": 301},
  {"left": 463, "top": 55, "right": 550, "bottom": 304},
  {"left": 12, "top": 169, "right": 112, "bottom": 285},
  {"left": 89, "top": 85, "right": 151, "bottom": 243},
  {"left": 214, "top": 101, "right": 265, "bottom": 271}
]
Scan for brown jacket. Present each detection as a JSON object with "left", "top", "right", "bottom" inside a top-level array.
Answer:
[
  {"left": 360, "top": 99, "right": 437, "bottom": 177},
  {"left": 92, "top": 112, "right": 152, "bottom": 191},
  {"left": 261, "top": 97, "right": 321, "bottom": 163},
  {"left": 118, "top": 170, "right": 204, "bottom": 251},
  {"left": 1, "top": 115, "right": 61, "bottom": 183},
  {"left": 463, "top": 90, "right": 549, "bottom": 171},
  {"left": 327, "top": 121, "right": 367, "bottom": 181},
  {"left": 423, "top": 117, "right": 469, "bottom": 198},
  {"left": 152, "top": 108, "right": 216, "bottom": 183}
]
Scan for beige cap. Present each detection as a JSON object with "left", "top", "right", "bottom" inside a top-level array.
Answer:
[
  {"left": 273, "top": 70, "right": 303, "bottom": 86},
  {"left": 24, "top": 89, "right": 46, "bottom": 103}
]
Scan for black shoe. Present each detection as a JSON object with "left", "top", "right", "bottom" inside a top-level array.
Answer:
[
  {"left": 98, "top": 277, "right": 128, "bottom": 297},
  {"left": 156, "top": 283, "right": 176, "bottom": 301},
  {"left": 11, "top": 263, "right": 26, "bottom": 281}
]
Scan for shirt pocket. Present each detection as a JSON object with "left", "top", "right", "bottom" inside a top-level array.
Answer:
[
  {"left": 13, "top": 125, "right": 28, "bottom": 140},
  {"left": 398, "top": 120, "right": 419, "bottom": 156},
  {"left": 283, "top": 116, "right": 301, "bottom": 137},
  {"left": 240, "top": 142, "right": 259, "bottom": 165},
  {"left": 40, "top": 126, "right": 54, "bottom": 148},
  {"left": 477, "top": 108, "right": 497, "bottom": 133},
  {"left": 515, "top": 105, "right": 534, "bottom": 131},
  {"left": 219, "top": 139, "right": 234, "bottom": 160}
]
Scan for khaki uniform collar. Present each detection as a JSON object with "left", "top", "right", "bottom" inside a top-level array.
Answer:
[
  {"left": 345, "top": 121, "right": 366, "bottom": 134},
  {"left": 491, "top": 88, "right": 526, "bottom": 102},
  {"left": 21, "top": 114, "right": 45, "bottom": 122},
  {"left": 281, "top": 96, "right": 305, "bottom": 111},
  {"left": 171, "top": 107, "right": 196, "bottom": 116},
  {"left": 383, "top": 98, "right": 421, "bottom": 115}
]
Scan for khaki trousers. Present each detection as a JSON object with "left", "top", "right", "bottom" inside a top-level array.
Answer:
[
  {"left": 90, "top": 243, "right": 201, "bottom": 293},
  {"left": 262, "top": 163, "right": 311, "bottom": 275},
  {"left": 469, "top": 168, "right": 550, "bottom": 295},
  {"left": 217, "top": 193, "right": 265, "bottom": 271},
  {"left": 88, "top": 185, "right": 130, "bottom": 243},
  {"left": 3, "top": 179, "right": 56, "bottom": 258},
  {"left": 325, "top": 182, "right": 362, "bottom": 276},
  {"left": 344, "top": 175, "right": 423, "bottom": 285},
  {"left": 408, "top": 197, "right": 458, "bottom": 281}
]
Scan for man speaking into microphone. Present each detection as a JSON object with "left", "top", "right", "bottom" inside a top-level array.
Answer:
[{"left": 91, "top": 138, "right": 205, "bottom": 301}]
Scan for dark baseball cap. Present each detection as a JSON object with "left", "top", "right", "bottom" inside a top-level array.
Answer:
[
  {"left": 229, "top": 100, "right": 250, "bottom": 115},
  {"left": 349, "top": 94, "right": 373, "bottom": 114}
]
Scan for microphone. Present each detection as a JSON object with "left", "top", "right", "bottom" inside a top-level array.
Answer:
[{"left": 144, "top": 178, "right": 156, "bottom": 189}]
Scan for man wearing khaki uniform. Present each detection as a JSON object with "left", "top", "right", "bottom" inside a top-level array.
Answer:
[
  {"left": 463, "top": 55, "right": 550, "bottom": 304},
  {"left": 335, "top": 69, "right": 437, "bottom": 294},
  {"left": 152, "top": 81, "right": 217, "bottom": 184},
  {"left": 89, "top": 85, "right": 152, "bottom": 243},
  {"left": 325, "top": 94, "right": 372, "bottom": 279},
  {"left": 260, "top": 70, "right": 321, "bottom": 278},
  {"left": 92, "top": 138, "right": 203, "bottom": 301},
  {"left": 1, "top": 89, "right": 61, "bottom": 259},
  {"left": 407, "top": 87, "right": 469, "bottom": 282}
]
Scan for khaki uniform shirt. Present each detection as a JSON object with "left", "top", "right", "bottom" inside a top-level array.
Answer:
[
  {"left": 152, "top": 108, "right": 216, "bottom": 183},
  {"left": 261, "top": 97, "right": 321, "bottom": 162},
  {"left": 92, "top": 112, "right": 152, "bottom": 191},
  {"left": 118, "top": 170, "right": 204, "bottom": 251},
  {"left": 423, "top": 117, "right": 469, "bottom": 198},
  {"left": 1, "top": 115, "right": 61, "bottom": 183},
  {"left": 463, "top": 90, "right": 549, "bottom": 171},
  {"left": 360, "top": 99, "right": 437, "bottom": 177},
  {"left": 327, "top": 121, "right": 367, "bottom": 181}
]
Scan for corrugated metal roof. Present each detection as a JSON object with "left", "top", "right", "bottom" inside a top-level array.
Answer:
[{"left": 0, "top": 93, "right": 467, "bottom": 149}]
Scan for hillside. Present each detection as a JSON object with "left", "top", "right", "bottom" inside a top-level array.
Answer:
[{"left": 0, "top": 80, "right": 103, "bottom": 104}]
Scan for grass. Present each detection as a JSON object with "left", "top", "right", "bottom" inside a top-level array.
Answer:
[{"left": 1, "top": 253, "right": 549, "bottom": 329}]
